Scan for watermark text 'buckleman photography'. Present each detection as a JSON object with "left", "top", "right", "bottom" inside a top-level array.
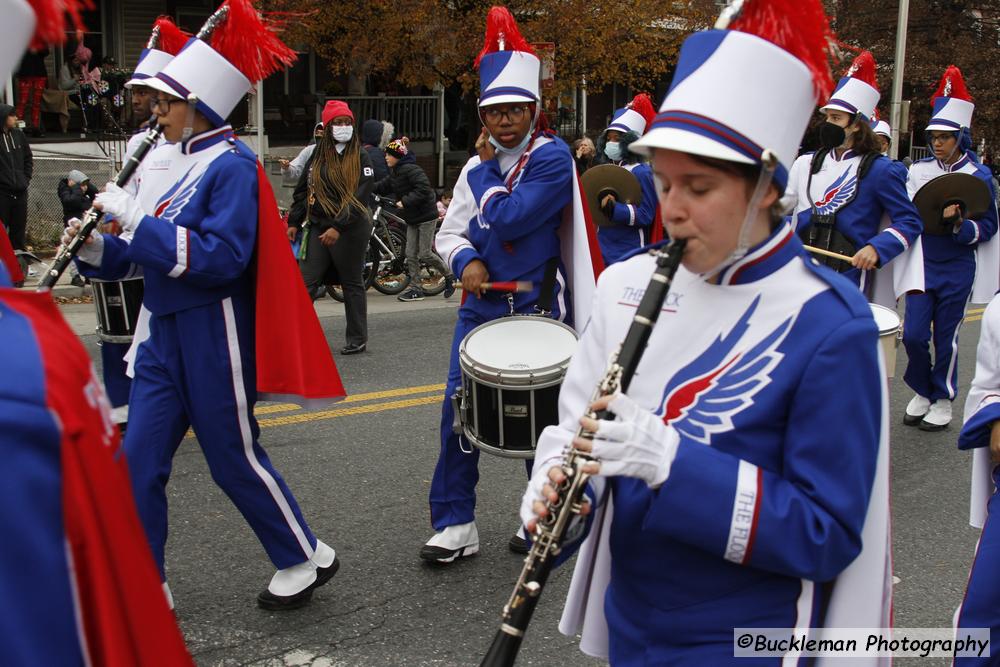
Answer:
[{"left": 733, "top": 628, "right": 990, "bottom": 659}]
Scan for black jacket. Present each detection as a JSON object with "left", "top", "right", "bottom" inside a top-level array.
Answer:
[
  {"left": 373, "top": 153, "right": 438, "bottom": 224},
  {"left": 58, "top": 178, "right": 95, "bottom": 224},
  {"left": 287, "top": 147, "right": 374, "bottom": 233},
  {"left": 0, "top": 104, "right": 32, "bottom": 193},
  {"left": 361, "top": 119, "right": 389, "bottom": 183}
]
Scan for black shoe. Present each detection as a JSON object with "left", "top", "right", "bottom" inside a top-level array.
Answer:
[
  {"left": 340, "top": 342, "right": 366, "bottom": 355},
  {"left": 902, "top": 413, "right": 924, "bottom": 426},
  {"left": 256, "top": 557, "right": 340, "bottom": 611},
  {"left": 419, "top": 544, "right": 479, "bottom": 564},
  {"left": 397, "top": 288, "right": 425, "bottom": 302},
  {"left": 508, "top": 534, "right": 529, "bottom": 555},
  {"left": 443, "top": 278, "right": 456, "bottom": 299},
  {"left": 71, "top": 275, "right": 85, "bottom": 287}
]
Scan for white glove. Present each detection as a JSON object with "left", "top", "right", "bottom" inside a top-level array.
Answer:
[
  {"left": 589, "top": 393, "right": 680, "bottom": 489},
  {"left": 61, "top": 217, "right": 104, "bottom": 266},
  {"left": 519, "top": 454, "right": 565, "bottom": 529},
  {"left": 94, "top": 182, "right": 145, "bottom": 233}
]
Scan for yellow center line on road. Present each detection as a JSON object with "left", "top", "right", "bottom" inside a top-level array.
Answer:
[
  {"left": 258, "top": 394, "right": 444, "bottom": 429},
  {"left": 252, "top": 383, "right": 446, "bottom": 417},
  {"left": 967, "top": 307, "right": 987, "bottom": 315},
  {"left": 966, "top": 315, "right": 983, "bottom": 323}
]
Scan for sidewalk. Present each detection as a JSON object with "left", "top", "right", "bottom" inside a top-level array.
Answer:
[{"left": 16, "top": 259, "right": 93, "bottom": 299}]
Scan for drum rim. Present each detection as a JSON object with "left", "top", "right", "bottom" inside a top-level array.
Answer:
[
  {"left": 461, "top": 427, "right": 535, "bottom": 459},
  {"left": 868, "top": 303, "right": 902, "bottom": 336},
  {"left": 458, "top": 315, "right": 578, "bottom": 384}
]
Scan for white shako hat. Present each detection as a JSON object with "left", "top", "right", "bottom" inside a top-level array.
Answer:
[
  {"left": 631, "top": 0, "right": 835, "bottom": 192},
  {"left": 144, "top": 0, "right": 296, "bottom": 127},
  {"left": 821, "top": 50, "right": 880, "bottom": 120},
  {"left": 926, "top": 65, "right": 975, "bottom": 132},
  {"left": 1, "top": 0, "right": 86, "bottom": 87},
  {"left": 607, "top": 93, "right": 656, "bottom": 136},
  {"left": 476, "top": 6, "right": 540, "bottom": 107},
  {"left": 125, "top": 17, "right": 191, "bottom": 89},
  {"left": 871, "top": 119, "right": 891, "bottom": 138}
]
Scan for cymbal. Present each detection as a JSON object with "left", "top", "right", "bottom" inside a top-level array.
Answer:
[
  {"left": 913, "top": 172, "right": 993, "bottom": 236},
  {"left": 581, "top": 164, "right": 642, "bottom": 227}
]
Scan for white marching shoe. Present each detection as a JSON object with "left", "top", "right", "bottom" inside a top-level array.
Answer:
[
  {"left": 903, "top": 394, "right": 931, "bottom": 426},
  {"left": 257, "top": 540, "right": 339, "bottom": 611},
  {"left": 919, "top": 399, "right": 952, "bottom": 432},
  {"left": 420, "top": 521, "right": 479, "bottom": 564}
]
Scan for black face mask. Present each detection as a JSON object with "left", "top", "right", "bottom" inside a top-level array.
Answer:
[{"left": 819, "top": 121, "right": 847, "bottom": 150}]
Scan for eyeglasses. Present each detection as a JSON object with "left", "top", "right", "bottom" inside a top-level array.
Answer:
[
  {"left": 482, "top": 105, "right": 529, "bottom": 123},
  {"left": 152, "top": 97, "right": 182, "bottom": 113},
  {"left": 929, "top": 134, "right": 955, "bottom": 145}
]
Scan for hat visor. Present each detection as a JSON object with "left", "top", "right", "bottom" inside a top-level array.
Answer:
[
  {"left": 630, "top": 126, "right": 755, "bottom": 167},
  {"left": 124, "top": 76, "right": 155, "bottom": 90},
  {"left": 143, "top": 77, "right": 186, "bottom": 100},
  {"left": 479, "top": 93, "right": 538, "bottom": 108},
  {"left": 819, "top": 102, "right": 858, "bottom": 116},
  {"left": 925, "top": 121, "right": 963, "bottom": 132}
]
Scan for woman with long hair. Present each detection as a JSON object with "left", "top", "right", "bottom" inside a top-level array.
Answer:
[{"left": 288, "top": 100, "right": 375, "bottom": 355}]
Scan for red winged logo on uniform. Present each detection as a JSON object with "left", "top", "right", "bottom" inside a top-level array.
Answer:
[
  {"left": 813, "top": 169, "right": 858, "bottom": 215},
  {"left": 658, "top": 296, "right": 795, "bottom": 444}
]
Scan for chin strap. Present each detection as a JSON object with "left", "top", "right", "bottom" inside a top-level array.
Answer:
[
  {"left": 701, "top": 150, "right": 780, "bottom": 282},
  {"left": 180, "top": 94, "right": 199, "bottom": 143}
]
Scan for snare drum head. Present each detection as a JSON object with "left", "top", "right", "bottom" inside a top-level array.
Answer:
[
  {"left": 463, "top": 317, "right": 578, "bottom": 375},
  {"left": 868, "top": 304, "right": 901, "bottom": 336}
]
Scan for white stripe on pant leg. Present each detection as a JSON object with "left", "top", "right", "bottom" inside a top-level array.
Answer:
[
  {"left": 782, "top": 580, "right": 815, "bottom": 666},
  {"left": 221, "top": 298, "right": 313, "bottom": 559},
  {"left": 945, "top": 312, "right": 966, "bottom": 400}
]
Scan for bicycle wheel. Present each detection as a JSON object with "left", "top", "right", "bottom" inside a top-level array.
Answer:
[
  {"left": 418, "top": 260, "right": 448, "bottom": 296},
  {"left": 325, "top": 239, "right": 379, "bottom": 302},
  {"left": 372, "top": 228, "right": 410, "bottom": 295}
]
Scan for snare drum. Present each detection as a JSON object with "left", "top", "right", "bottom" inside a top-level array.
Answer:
[
  {"left": 93, "top": 278, "right": 145, "bottom": 343},
  {"left": 454, "top": 316, "right": 578, "bottom": 458},
  {"left": 869, "top": 303, "right": 901, "bottom": 378}
]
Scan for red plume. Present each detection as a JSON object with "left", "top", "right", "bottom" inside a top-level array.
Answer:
[
  {"left": 932, "top": 65, "right": 972, "bottom": 104},
  {"left": 210, "top": 0, "right": 297, "bottom": 82},
  {"left": 844, "top": 50, "right": 878, "bottom": 91},
  {"left": 27, "top": 0, "right": 91, "bottom": 50},
  {"left": 475, "top": 6, "right": 535, "bottom": 69},
  {"left": 628, "top": 93, "right": 656, "bottom": 128},
  {"left": 153, "top": 16, "right": 191, "bottom": 56},
  {"left": 728, "top": 0, "right": 835, "bottom": 102}
]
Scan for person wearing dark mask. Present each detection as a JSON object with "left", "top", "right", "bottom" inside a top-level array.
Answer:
[
  {"left": 287, "top": 100, "right": 375, "bottom": 355},
  {"left": 0, "top": 104, "right": 32, "bottom": 254},
  {"left": 375, "top": 138, "right": 455, "bottom": 301},
  {"left": 783, "top": 51, "right": 922, "bottom": 308},
  {"left": 361, "top": 118, "right": 389, "bottom": 183},
  {"left": 592, "top": 93, "right": 661, "bottom": 264},
  {"left": 902, "top": 66, "right": 999, "bottom": 431}
]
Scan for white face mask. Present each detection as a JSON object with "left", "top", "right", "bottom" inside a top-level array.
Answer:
[
  {"left": 488, "top": 132, "right": 532, "bottom": 155},
  {"left": 332, "top": 125, "right": 354, "bottom": 143},
  {"left": 604, "top": 141, "right": 623, "bottom": 161}
]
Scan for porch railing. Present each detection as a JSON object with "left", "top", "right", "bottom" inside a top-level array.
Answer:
[{"left": 320, "top": 95, "right": 439, "bottom": 143}]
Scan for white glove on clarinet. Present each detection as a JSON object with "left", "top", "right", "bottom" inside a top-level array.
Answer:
[
  {"left": 589, "top": 392, "right": 680, "bottom": 489},
  {"left": 61, "top": 217, "right": 104, "bottom": 266},
  {"left": 94, "top": 182, "right": 145, "bottom": 233},
  {"left": 519, "top": 453, "right": 565, "bottom": 529}
]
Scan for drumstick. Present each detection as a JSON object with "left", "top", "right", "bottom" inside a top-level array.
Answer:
[
  {"left": 803, "top": 244, "right": 854, "bottom": 264},
  {"left": 451, "top": 281, "right": 534, "bottom": 293}
]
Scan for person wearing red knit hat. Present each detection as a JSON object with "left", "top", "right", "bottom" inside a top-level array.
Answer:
[{"left": 286, "top": 99, "right": 376, "bottom": 354}]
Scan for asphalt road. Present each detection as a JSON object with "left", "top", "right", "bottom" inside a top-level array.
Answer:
[{"left": 64, "top": 292, "right": 988, "bottom": 667}]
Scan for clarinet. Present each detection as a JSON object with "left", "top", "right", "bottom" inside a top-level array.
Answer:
[
  {"left": 480, "top": 238, "right": 687, "bottom": 667},
  {"left": 38, "top": 124, "right": 164, "bottom": 290}
]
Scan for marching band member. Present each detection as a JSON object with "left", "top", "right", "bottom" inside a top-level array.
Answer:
[
  {"left": 785, "top": 50, "right": 923, "bottom": 308},
  {"left": 69, "top": 0, "right": 347, "bottom": 610},
  {"left": 955, "top": 292, "right": 1000, "bottom": 665},
  {"left": 425, "top": 6, "right": 602, "bottom": 563},
  {"left": 902, "top": 66, "right": 999, "bottom": 431},
  {"left": 1, "top": 1, "right": 192, "bottom": 663},
  {"left": 522, "top": 0, "right": 891, "bottom": 662},
  {"left": 872, "top": 118, "right": 892, "bottom": 156},
  {"left": 93, "top": 17, "right": 188, "bottom": 433},
  {"left": 594, "top": 93, "right": 661, "bottom": 264}
]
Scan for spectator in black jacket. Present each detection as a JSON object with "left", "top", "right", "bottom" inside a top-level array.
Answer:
[
  {"left": 0, "top": 104, "right": 32, "bottom": 255},
  {"left": 361, "top": 119, "right": 389, "bottom": 184},
  {"left": 375, "top": 138, "right": 455, "bottom": 302},
  {"left": 57, "top": 169, "right": 93, "bottom": 286},
  {"left": 287, "top": 101, "right": 374, "bottom": 355}
]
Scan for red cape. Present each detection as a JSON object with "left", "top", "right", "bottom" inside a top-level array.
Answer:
[
  {"left": 0, "top": 223, "right": 23, "bottom": 284},
  {"left": 254, "top": 163, "right": 346, "bottom": 405},
  {"left": 2, "top": 289, "right": 192, "bottom": 666}
]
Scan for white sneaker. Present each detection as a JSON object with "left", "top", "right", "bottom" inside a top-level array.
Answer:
[
  {"left": 419, "top": 521, "right": 479, "bottom": 564},
  {"left": 257, "top": 540, "right": 340, "bottom": 610},
  {"left": 903, "top": 394, "right": 931, "bottom": 426},
  {"left": 919, "top": 400, "right": 952, "bottom": 431}
]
